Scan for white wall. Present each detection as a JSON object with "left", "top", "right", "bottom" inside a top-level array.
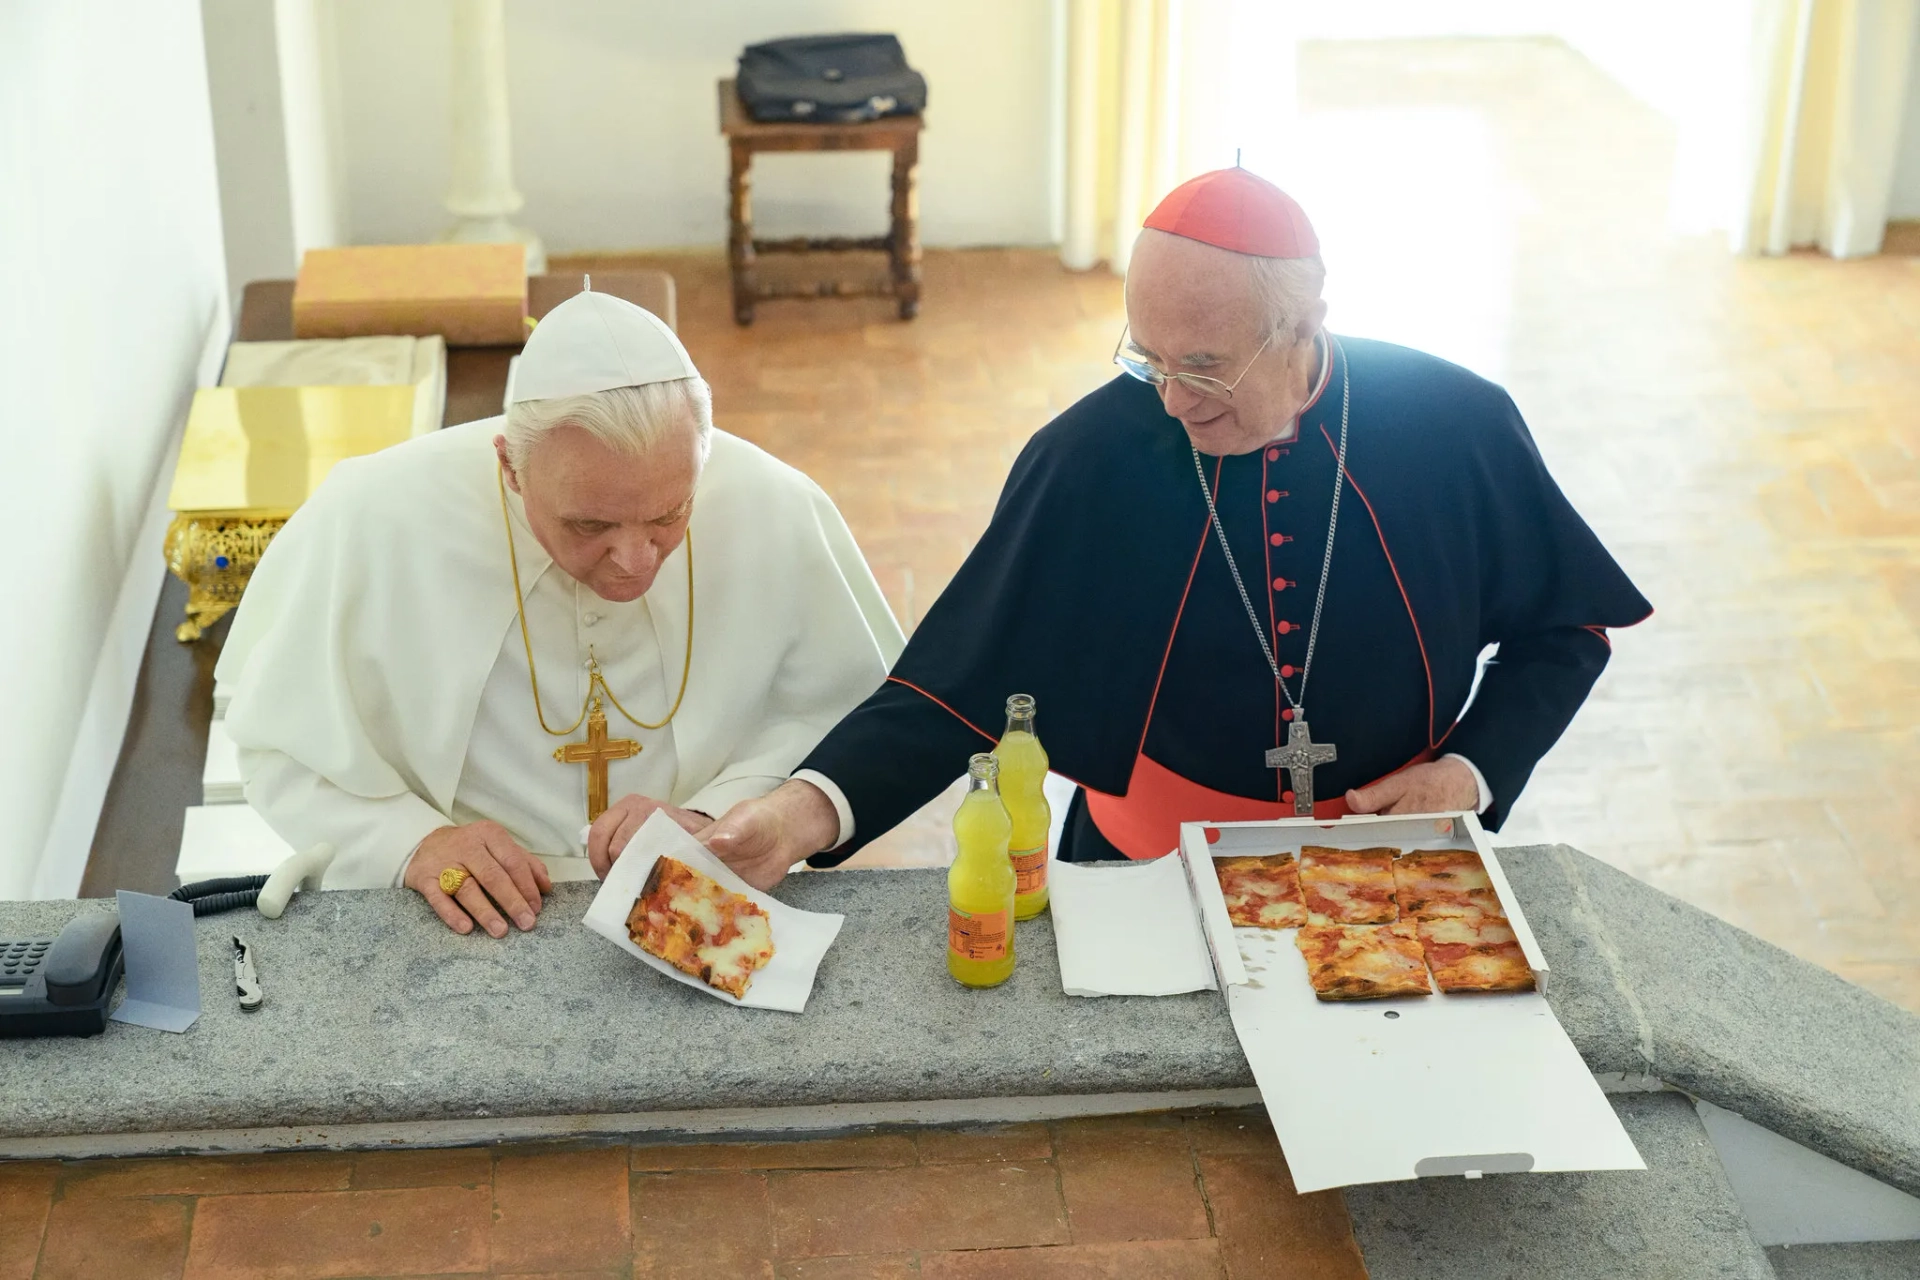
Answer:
[
  {"left": 328, "top": 0, "right": 1059, "bottom": 252},
  {"left": 201, "top": 0, "right": 298, "bottom": 300},
  {"left": 0, "top": 1, "right": 230, "bottom": 898},
  {"left": 201, "top": 0, "right": 345, "bottom": 307}
]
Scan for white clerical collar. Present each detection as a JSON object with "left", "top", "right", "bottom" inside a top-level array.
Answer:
[
  {"left": 1299, "top": 330, "right": 1333, "bottom": 415},
  {"left": 1267, "top": 331, "right": 1332, "bottom": 447}
]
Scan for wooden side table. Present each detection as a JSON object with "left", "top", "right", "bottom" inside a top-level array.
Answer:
[{"left": 718, "top": 78, "right": 923, "bottom": 324}]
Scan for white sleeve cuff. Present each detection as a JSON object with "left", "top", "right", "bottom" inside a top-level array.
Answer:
[
  {"left": 1442, "top": 753, "right": 1493, "bottom": 814},
  {"left": 791, "top": 769, "right": 856, "bottom": 851},
  {"left": 681, "top": 774, "right": 786, "bottom": 825}
]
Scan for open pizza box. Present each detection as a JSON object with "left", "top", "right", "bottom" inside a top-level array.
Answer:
[{"left": 1177, "top": 811, "right": 1646, "bottom": 1194}]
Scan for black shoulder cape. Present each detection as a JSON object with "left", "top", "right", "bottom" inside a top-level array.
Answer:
[{"left": 802, "top": 336, "right": 1650, "bottom": 858}]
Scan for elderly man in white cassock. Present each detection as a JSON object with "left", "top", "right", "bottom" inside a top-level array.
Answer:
[{"left": 216, "top": 289, "right": 904, "bottom": 936}]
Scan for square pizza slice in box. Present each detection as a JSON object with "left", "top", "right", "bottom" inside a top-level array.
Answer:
[
  {"left": 1299, "top": 846, "right": 1400, "bottom": 925},
  {"left": 1296, "top": 923, "right": 1433, "bottom": 1001},
  {"left": 1392, "top": 849, "right": 1504, "bottom": 921},
  {"left": 1416, "top": 914, "right": 1536, "bottom": 993},
  {"left": 1215, "top": 853, "right": 1306, "bottom": 929}
]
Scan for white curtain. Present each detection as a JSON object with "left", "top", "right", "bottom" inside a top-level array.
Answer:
[
  {"left": 1060, "top": 0, "right": 1248, "bottom": 274},
  {"left": 1733, "top": 0, "right": 1920, "bottom": 257}
]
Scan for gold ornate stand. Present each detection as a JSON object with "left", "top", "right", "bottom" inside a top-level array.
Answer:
[
  {"left": 164, "top": 383, "right": 419, "bottom": 643},
  {"left": 164, "top": 512, "right": 288, "bottom": 642}
]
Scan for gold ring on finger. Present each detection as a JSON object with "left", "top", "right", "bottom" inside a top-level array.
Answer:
[{"left": 439, "top": 865, "right": 471, "bottom": 895}]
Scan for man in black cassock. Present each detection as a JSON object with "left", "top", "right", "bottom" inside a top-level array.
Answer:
[{"left": 698, "top": 167, "right": 1650, "bottom": 889}]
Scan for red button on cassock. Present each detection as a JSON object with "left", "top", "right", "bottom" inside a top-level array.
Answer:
[
  {"left": 1277, "top": 620, "right": 1293, "bottom": 634},
  {"left": 1281, "top": 664, "right": 1295, "bottom": 677},
  {"left": 1266, "top": 489, "right": 1280, "bottom": 503},
  {"left": 1282, "top": 708, "right": 1294, "bottom": 721},
  {"left": 1266, "top": 447, "right": 1281, "bottom": 462},
  {"left": 1272, "top": 577, "right": 1287, "bottom": 591},
  {"left": 1269, "top": 533, "right": 1284, "bottom": 546},
  {"left": 1282, "top": 789, "right": 1296, "bottom": 803}
]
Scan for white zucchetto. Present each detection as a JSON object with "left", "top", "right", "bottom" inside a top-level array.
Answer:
[{"left": 509, "top": 285, "right": 699, "bottom": 404}]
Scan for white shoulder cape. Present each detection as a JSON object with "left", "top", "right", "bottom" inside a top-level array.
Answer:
[{"left": 216, "top": 419, "right": 904, "bottom": 869}]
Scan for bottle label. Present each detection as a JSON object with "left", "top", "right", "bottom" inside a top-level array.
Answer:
[
  {"left": 948, "top": 906, "right": 1010, "bottom": 962},
  {"left": 1011, "top": 845, "right": 1048, "bottom": 896}
]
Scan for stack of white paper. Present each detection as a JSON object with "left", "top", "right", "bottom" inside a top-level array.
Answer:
[
  {"left": 1046, "top": 855, "right": 1216, "bottom": 997},
  {"left": 201, "top": 720, "right": 244, "bottom": 804},
  {"left": 175, "top": 804, "right": 294, "bottom": 881}
]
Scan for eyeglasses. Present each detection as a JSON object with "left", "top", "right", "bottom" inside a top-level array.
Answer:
[{"left": 1112, "top": 325, "right": 1276, "bottom": 400}]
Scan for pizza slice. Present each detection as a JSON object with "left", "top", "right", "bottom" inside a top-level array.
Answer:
[
  {"left": 626, "top": 856, "right": 775, "bottom": 999},
  {"left": 1392, "top": 849, "right": 1504, "bottom": 921},
  {"left": 1214, "top": 854, "right": 1306, "bottom": 929},
  {"left": 1416, "top": 914, "right": 1536, "bottom": 993},
  {"left": 1295, "top": 923, "right": 1433, "bottom": 1001},
  {"left": 1298, "top": 846, "right": 1400, "bottom": 925}
]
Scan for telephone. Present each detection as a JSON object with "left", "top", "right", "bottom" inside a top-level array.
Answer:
[{"left": 0, "top": 912, "right": 123, "bottom": 1037}]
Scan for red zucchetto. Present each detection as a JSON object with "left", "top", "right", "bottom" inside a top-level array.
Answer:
[{"left": 1143, "top": 167, "right": 1319, "bottom": 258}]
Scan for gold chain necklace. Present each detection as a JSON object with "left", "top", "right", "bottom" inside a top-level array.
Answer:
[{"left": 496, "top": 464, "right": 695, "bottom": 737}]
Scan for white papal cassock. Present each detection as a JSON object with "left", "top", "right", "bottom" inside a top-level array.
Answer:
[{"left": 215, "top": 417, "right": 905, "bottom": 888}]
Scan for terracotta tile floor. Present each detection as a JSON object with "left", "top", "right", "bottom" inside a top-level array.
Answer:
[
  {"left": 561, "top": 36, "right": 1920, "bottom": 1014},
  {"left": 5, "top": 1112, "right": 1365, "bottom": 1279}
]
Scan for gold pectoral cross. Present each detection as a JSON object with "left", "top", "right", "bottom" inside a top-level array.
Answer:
[{"left": 554, "top": 696, "right": 641, "bottom": 822}]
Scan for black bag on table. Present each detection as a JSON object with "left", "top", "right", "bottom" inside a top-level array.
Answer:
[{"left": 736, "top": 33, "right": 927, "bottom": 123}]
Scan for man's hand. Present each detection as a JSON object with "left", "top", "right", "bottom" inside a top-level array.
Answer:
[
  {"left": 404, "top": 821, "right": 552, "bottom": 937},
  {"left": 697, "top": 779, "right": 841, "bottom": 891},
  {"left": 1345, "top": 757, "right": 1481, "bottom": 817},
  {"left": 587, "top": 794, "right": 710, "bottom": 878}
]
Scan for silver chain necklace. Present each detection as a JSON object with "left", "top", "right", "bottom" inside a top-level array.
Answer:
[{"left": 1190, "top": 338, "right": 1350, "bottom": 813}]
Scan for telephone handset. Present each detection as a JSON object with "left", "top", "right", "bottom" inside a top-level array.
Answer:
[{"left": 0, "top": 912, "right": 123, "bottom": 1037}]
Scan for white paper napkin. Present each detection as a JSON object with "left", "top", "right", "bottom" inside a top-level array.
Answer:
[
  {"left": 1047, "top": 855, "right": 1218, "bottom": 997},
  {"left": 581, "top": 810, "right": 843, "bottom": 1013}
]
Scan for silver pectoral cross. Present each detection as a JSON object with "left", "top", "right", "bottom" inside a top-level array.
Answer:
[{"left": 1265, "top": 719, "right": 1337, "bottom": 816}]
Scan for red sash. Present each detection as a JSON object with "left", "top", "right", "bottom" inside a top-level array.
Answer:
[{"left": 1082, "top": 749, "right": 1438, "bottom": 861}]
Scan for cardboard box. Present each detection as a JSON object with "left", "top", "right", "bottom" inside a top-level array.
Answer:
[
  {"left": 1177, "top": 813, "right": 1646, "bottom": 1193},
  {"left": 292, "top": 243, "right": 527, "bottom": 346}
]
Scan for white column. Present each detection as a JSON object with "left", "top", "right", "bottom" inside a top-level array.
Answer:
[
  {"left": 1060, "top": 0, "right": 1104, "bottom": 271},
  {"left": 443, "top": 0, "right": 545, "bottom": 273}
]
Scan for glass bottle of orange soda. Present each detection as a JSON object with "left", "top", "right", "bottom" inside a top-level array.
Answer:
[
  {"left": 947, "top": 752, "right": 1016, "bottom": 988},
  {"left": 994, "top": 694, "right": 1051, "bottom": 920}
]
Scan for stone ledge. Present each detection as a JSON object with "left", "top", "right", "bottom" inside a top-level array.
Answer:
[
  {"left": 1, "top": 874, "right": 1246, "bottom": 1142},
  {"left": 1344, "top": 1091, "right": 1773, "bottom": 1280},
  {"left": 1502, "top": 844, "right": 1920, "bottom": 1200},
  {"left": 4, "top": 845, "right": 1916, "bottom": 1210},
  {"left": 1766, "top": 1240, "right": 1920, "bottom": 1279}
]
